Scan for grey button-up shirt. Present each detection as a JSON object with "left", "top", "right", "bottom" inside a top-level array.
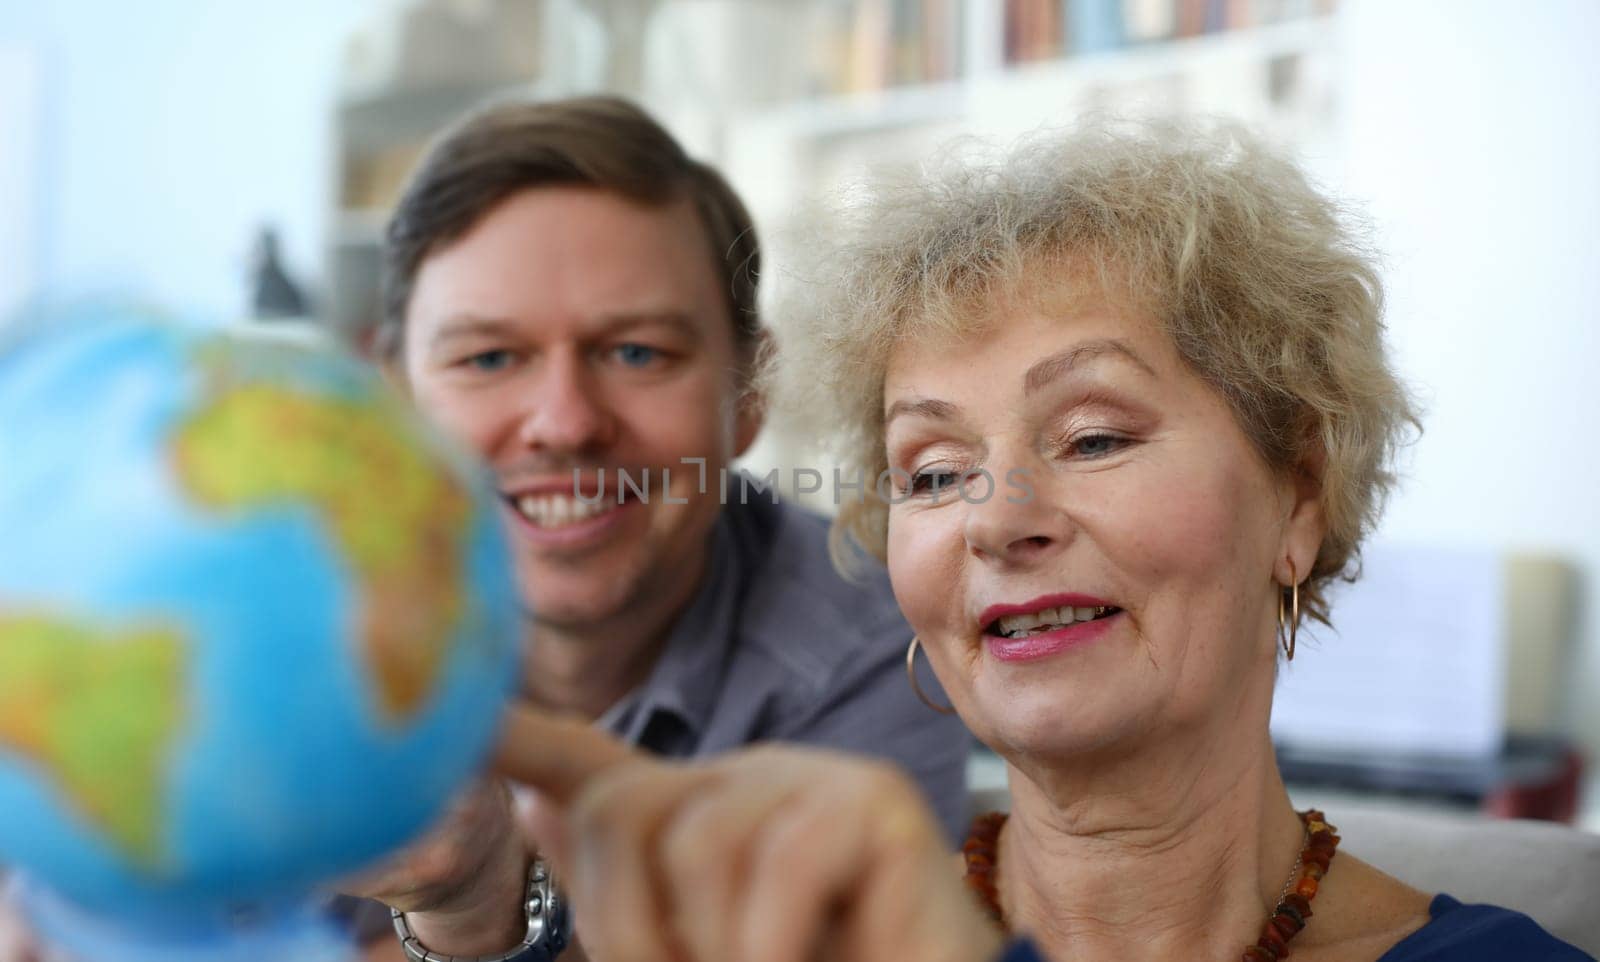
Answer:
[{"left": 595, "top": 492, "right": 971, "bottom": 841}]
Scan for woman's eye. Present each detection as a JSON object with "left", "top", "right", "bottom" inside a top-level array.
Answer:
[
  {"left": 612, "top": 343, "right": 661, "bottom": 368},
  {"left": 908, "top": 469, "right": 960, "bottom": 495},
  {"left": 463, "top": 349, "right": 513, "bottom": 372},
  {"left": 1072, "top": 433, "right": 1126, "bottom": 458}
]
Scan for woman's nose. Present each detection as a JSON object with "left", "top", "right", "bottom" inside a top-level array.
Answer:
[
  {"left": 514, "top": 352, "right": 616, "bottom": 455},
  {"left": 961, "top": 468, "right": 1069, "bottom": 566}
]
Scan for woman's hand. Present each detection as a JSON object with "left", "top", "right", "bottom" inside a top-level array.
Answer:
[{"left": 497, "top": 706, "right": 1004, "bottom": 962}]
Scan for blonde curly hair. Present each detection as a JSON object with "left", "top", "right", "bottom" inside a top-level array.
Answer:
[{"left": 767, "top": 120, "right": 1420, "bottom": 624}]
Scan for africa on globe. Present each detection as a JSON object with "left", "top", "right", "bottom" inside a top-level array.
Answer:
[{"left": 0, "top": 305, "right": 522, "bottom": 951}]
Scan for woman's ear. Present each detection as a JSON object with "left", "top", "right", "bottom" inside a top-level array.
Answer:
[
  {"left": 734, "top": 386, "right": 766, "bottom": 459},
  {"left": 733, "top": 330, "right": 772, "bottom": 458},
  {"left": 1277, "top": 444, "right": 1327, "bottom": 586}
]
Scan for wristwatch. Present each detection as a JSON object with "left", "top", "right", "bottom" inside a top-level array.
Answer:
[{"left": 391, "top": 857, "right": 569, "bottom": 962}]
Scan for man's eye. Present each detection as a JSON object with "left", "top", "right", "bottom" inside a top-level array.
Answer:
[
  {"left": 462, "top": 349, "right": 513, "bottom": 372},
  {"left": 612, "top": 343, "right": 661, "bottom": 368}
]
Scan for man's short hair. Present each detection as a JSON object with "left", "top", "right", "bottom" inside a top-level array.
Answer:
[{"left": 377, "top": 95, "right": 760, "bottom": 360}]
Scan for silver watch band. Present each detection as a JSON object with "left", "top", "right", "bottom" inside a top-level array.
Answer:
[{"left": 391, "top": 857, "right": 568, "bottom": 962}]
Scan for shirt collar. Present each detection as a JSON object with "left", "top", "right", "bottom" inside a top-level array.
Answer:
[{"left": 601, "top": 507, "right": 747, "bottom": 752}]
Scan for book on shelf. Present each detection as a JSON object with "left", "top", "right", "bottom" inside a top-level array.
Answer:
[
  {"left": 1255, "top": 0, "right": 1339, "bottom": 23},
  {"left": 803, "top": 0, "right": 1334, "bottom": 98},
  {"left": 813, "top": 0, "right": 964, "bottom": 95},
  {"left": 1174, "top": 0, "right": 1214, "bottom": 37},
  {"left": 1070, "top": 0, "right": 1126, "bottom": 54},
  {"left": 1005, "top": 0, "right": 1064, "bottom": 65},
  {"left": 922, "top": 0, "right": 961, "bottom": 83},
  {"left": 1123, "top": 0, "right": 1177, "bottom": 42},
  {"left": 847, "top": 0, "right": 892, "bottom": 92},
  {"left": 1010, "top": 0, "right": 1280, "bottom": 66}
]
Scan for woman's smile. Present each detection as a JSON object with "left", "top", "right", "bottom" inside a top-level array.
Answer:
[
  {"left": 984, "top": 611, "right": 1124, "bottom": 662},
  {"left": 978, "top": 593, "right": 1125, "bottom": 662}
]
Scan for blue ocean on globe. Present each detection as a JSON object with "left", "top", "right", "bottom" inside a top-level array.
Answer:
[{"left": 0, "top": 305, "right": 522, "bottom": 957}]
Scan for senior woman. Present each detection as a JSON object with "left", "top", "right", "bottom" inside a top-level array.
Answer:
[{"left": 362, "top": 121, "right": 1592, "bottom": 962}]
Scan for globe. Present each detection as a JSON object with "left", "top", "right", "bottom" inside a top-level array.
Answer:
[{"left": 0, "top": 306, "right": 522, "bottom": 959}]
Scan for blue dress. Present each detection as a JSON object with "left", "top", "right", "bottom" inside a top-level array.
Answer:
[
  {"left": 1377, "top": 895, "right": 1592, "bottom": 961},
  {"left": 993, "top": 894, "right": 1593, "bottom": 961}
]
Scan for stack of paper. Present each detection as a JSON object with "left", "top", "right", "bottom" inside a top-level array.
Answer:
[{"left": 1271, "top": 544, "right": 1505, "bottom": 759}]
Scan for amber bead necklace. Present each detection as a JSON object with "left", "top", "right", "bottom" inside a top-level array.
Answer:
[{"left": 961, "top": 809, "right": 1341, "bottom": 961}]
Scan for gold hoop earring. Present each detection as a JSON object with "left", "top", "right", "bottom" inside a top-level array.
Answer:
[
  {"left": 906, "top": 637, "right": 956, "bottom": 715},
  {"left": 1277, "top": 559, "right": 1301, "bottom": 661}
]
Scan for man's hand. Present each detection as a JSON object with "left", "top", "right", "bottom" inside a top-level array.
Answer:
[
  {"left": 495, "top": 706, "right": 1002, "bottom": 962},
  {"left": 337, "top": 778, "right": 530, "bottom": 954},
  {"left": 0, "top": 893, "right": 39, "bottom": 962}
]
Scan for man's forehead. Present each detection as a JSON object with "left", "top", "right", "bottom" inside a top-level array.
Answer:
[
  {"left": 483, "top": 185, "right": 707, "bottom": 251},
  {"left": 403, "top": 186, "right": 738, "bottom": 353}
]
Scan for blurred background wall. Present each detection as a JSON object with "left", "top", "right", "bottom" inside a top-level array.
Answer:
[
  {"left": 0, "top": 1, "right": 389, "bottom": 320},
  {"left": 1, "top": 0, "right": 1596, "bottom": 821},
  {"left": 1333, "top": 0, "right": 1600, "bottom": 784}
]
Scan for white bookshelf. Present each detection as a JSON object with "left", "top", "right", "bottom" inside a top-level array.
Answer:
[
  {"left": 713, "top": 11, "right": 1338, "bottom": 247},
  {"left": 324, "top": 1, "right": 1342, "bottom": 341}
]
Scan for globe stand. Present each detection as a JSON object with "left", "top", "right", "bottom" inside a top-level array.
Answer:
[{"left": 9, "top": 874, "right": 357, "bottom": 962}]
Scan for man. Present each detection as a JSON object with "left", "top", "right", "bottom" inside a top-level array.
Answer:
[{"left": 352, "top": 96, "right": 969, "bottom": 958}]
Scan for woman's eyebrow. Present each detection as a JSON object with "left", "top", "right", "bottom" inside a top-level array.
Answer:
[
  {"left": 884, "top": 397, "right": 961, "bottom": 426},
  {"left": 1023, "top": 339, "right": 1155, "bottom": 396}
]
